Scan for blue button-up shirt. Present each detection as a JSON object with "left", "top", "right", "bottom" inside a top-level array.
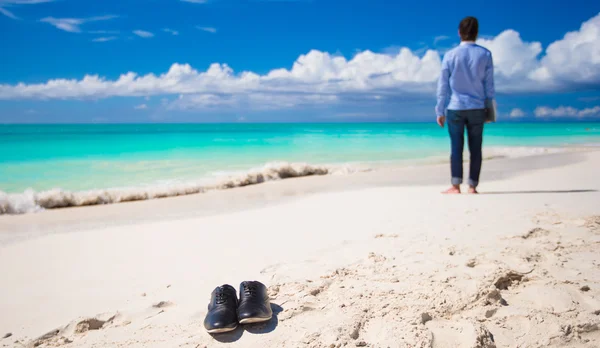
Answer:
[{"left": 435, "top": 42, "right": 495, "bottom": 117}]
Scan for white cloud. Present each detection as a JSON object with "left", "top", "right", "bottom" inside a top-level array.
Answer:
[
  {"left": 534, "top": 105, "right": 600, "bottom": 118},
  {"left": 1, "top": 13, "right": 600, "bottom": 111},
  {"left": 197, "top": 26, "right": 217, "bottom": 34},
  {"left": 476, "top": 30, "right": 543, "bottom": 92},
  {"left": 0, "top": 0, "right": 55, "bottom": 20},
  {"left": 579, "top": 106, "right": 600, "bottom": 117},
  {"left": 92, "top": 36, "right": 117, "bottom": 43},
  {"left": 0, "top": 48, "right": 441, "bottom": 102},
  {"left": 0, "top": 6, "right": 18, "bottom": 19},
  {"left": 133, "top": 30, "right": 154, "bottom": 38},
  {"left": 180, "top": 0, "right": 207, "bottom": 3},
  {"left": 530, "top": 14, "right": 600, "bottom": 87},
  {"left": 163, "top": 28, "right": 179, "bottom": 36},
  {"left": 171, "top": 93, "right": 339, "bottom": 110},
  {"left": 475, "top": 12, "right": 600, "bottom": 93},
  {"left": 134, "top": 103, "right": 148, "bottom": 110},
  {"left": 509, "top": 108, "right": 525, "bottom": 118},
  {"left": 40, "top": 15, "right": 118, "bottom": 33},
  {"left": 89, "top": 30, "right": 119, "bottom": 34},
  {"left": 40, "top": 17, "right": 83, "bottom": 32},
  {"left": 0, "top": 0, "right": 55, "bottom": 4},
  {"left": 433, "top": 35, "right": 450, "bottom": 45}
]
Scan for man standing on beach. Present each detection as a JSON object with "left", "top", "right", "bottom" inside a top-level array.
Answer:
[{"left": 435, "top": 16, "right": 495, "bottom": 194}]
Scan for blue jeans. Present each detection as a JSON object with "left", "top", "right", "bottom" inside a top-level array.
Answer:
[{"left": 447, "top": 109, "right": 485, "bottom": 187}]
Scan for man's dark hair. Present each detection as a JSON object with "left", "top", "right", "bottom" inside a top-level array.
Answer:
[{"left": 459, "top": 17, "right": 479, "bottom": 41}]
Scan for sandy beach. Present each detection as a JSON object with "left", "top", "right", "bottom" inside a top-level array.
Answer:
[{"left": 1, "top": 150, "right": 600, "bottom": 348}]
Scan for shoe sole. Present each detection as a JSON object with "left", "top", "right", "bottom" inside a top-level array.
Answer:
[
  {"left": 239, "top": 317, "right": 272, "bottom": 324},
  {"left": 206, "top": 326, "right": 237, "bottom": 334}
]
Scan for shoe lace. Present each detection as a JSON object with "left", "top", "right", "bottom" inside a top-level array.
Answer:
[
  {"left": 243, "top": 283, "right": 258, "bottom": 297},
  {"left": 215, "top": 288, "right": 228, "bottom": 304}
]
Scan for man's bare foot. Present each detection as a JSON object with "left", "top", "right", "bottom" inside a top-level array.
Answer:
[
  {"left": 442, "top": 186, "right": 461, "bottom": 194},
  {"left": 468, "top": 187, "right": 478, "bottom": 194}
]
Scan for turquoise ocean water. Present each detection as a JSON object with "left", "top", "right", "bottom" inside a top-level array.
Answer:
[{"left": 1, "top": 123, "right": 599, "bottom": 213}]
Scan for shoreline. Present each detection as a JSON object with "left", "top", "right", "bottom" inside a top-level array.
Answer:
[
  {"left": 0, "top": 149, "right": 594, "bottom": 245},
  {"left": 0, "top": 144, "right": 594, "bottom": 216}
]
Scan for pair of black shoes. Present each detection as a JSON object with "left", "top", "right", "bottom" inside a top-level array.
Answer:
[{"left": 204, "top": 281, "right": 273, "bottom": 334}]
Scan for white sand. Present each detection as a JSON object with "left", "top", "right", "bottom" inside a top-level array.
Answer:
[{"left": 1, "top": 151, "right": 600, "bottom": 348}]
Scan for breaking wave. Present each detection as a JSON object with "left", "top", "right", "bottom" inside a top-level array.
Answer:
[
  {"left": 0, "top": 145, "right": 587, "bottom": 215},
  {"left": 0, "top": 162, "right": 367, "bottom": 215},
  {"left": 485, "top": 146, "right": 570, "bottom": 158}
]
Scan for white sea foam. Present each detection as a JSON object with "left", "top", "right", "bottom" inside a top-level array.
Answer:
[
  {"left": 485, "top": 146, "right": 569, "bottom": 158},
  {"left": 0, "top": 147, "right": 582, "bottom": 216},
  {"left": 0, "top": 162, "right": 355, "bottom": 215}
]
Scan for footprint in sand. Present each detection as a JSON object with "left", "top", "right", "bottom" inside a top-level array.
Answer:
[
  {"left": 494, "top": 271, "right": 525, "bottom": 290},
  {"left": 421, "top": 312, "right": 433, "bottom": 324},
  {"left": 74, "top": 312, "right": 122, "bottom": 334},
  {"left": 268, "top": 285, "right": 280, "bottom": 298},
  {"left": 309, "top": 288, "right": 323, "bottom": 296},
  {"left": 368, "top": 252, "right": 387, "bottom": 263},
  {"left": 374, "top": 234, "right": 399, "bottom": 239},
  {"left": 349, "top": 320, "right": 364, "bottom": 340},
  {"left": 153, "top": 301, "right": 174, "bottom": 309},
  {"left": 466, "top": 259, "right": 477, "bottom": 268},
  {"left": 558, "top": 323, "right": 598, "bottom": 340},
  {"left": 75, "top": 318, "right": 110, "bottom": 334},
  {"left": 474, "top": 288, "right": 508, "bottom": 307},
  {"left": 279, "top": 302, "right": 316, "bottom": 322},
  {"left": 484, "top": 308, "right": 498, "bottom": 318},
  {"left": 525, "top": 253, "right": 542, "bottom": 263},
  {"left": 29, "top": 312, "right": 124, "bottom": 347},
  {"left": 30, "top": 329, "right": 60, "bottom": 347},
  {"left": 585, "top": 216, "right": 600, "bottom": 231},
  {"left": 260, "top": 263, "right": 281, "bottom": 275},
  {"left": 521, "top": 227, "right": 550, "bottom": 239},
  {"left": 426, "top": 320, "right": 496, "bottom": 348}
]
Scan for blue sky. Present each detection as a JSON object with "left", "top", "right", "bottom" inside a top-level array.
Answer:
[{"left": 0, "top": 0, "right": 599, "bottom": 123}]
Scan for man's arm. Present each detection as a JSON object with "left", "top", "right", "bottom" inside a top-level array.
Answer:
[
  {"left": 435, "top": 53, "right": 451, "bottom": 123},
  {"left": 484, "top": 52, "right": 495, "bottom": 100}
]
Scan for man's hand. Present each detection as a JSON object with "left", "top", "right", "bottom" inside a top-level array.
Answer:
[{"left": 437, "top": 115, "right": 446, "bottom": 128}]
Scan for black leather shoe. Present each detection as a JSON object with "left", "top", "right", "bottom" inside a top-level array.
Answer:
[
  {"left": 204, "top": 285, "right": 239, "bottom": 333},
  {"left": 237, "top": 281, "right": 273, "bottom": 324}
]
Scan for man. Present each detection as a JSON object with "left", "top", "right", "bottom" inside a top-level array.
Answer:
[{"left": 435, "top": 16, "right": 495, "bottom": 194}]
